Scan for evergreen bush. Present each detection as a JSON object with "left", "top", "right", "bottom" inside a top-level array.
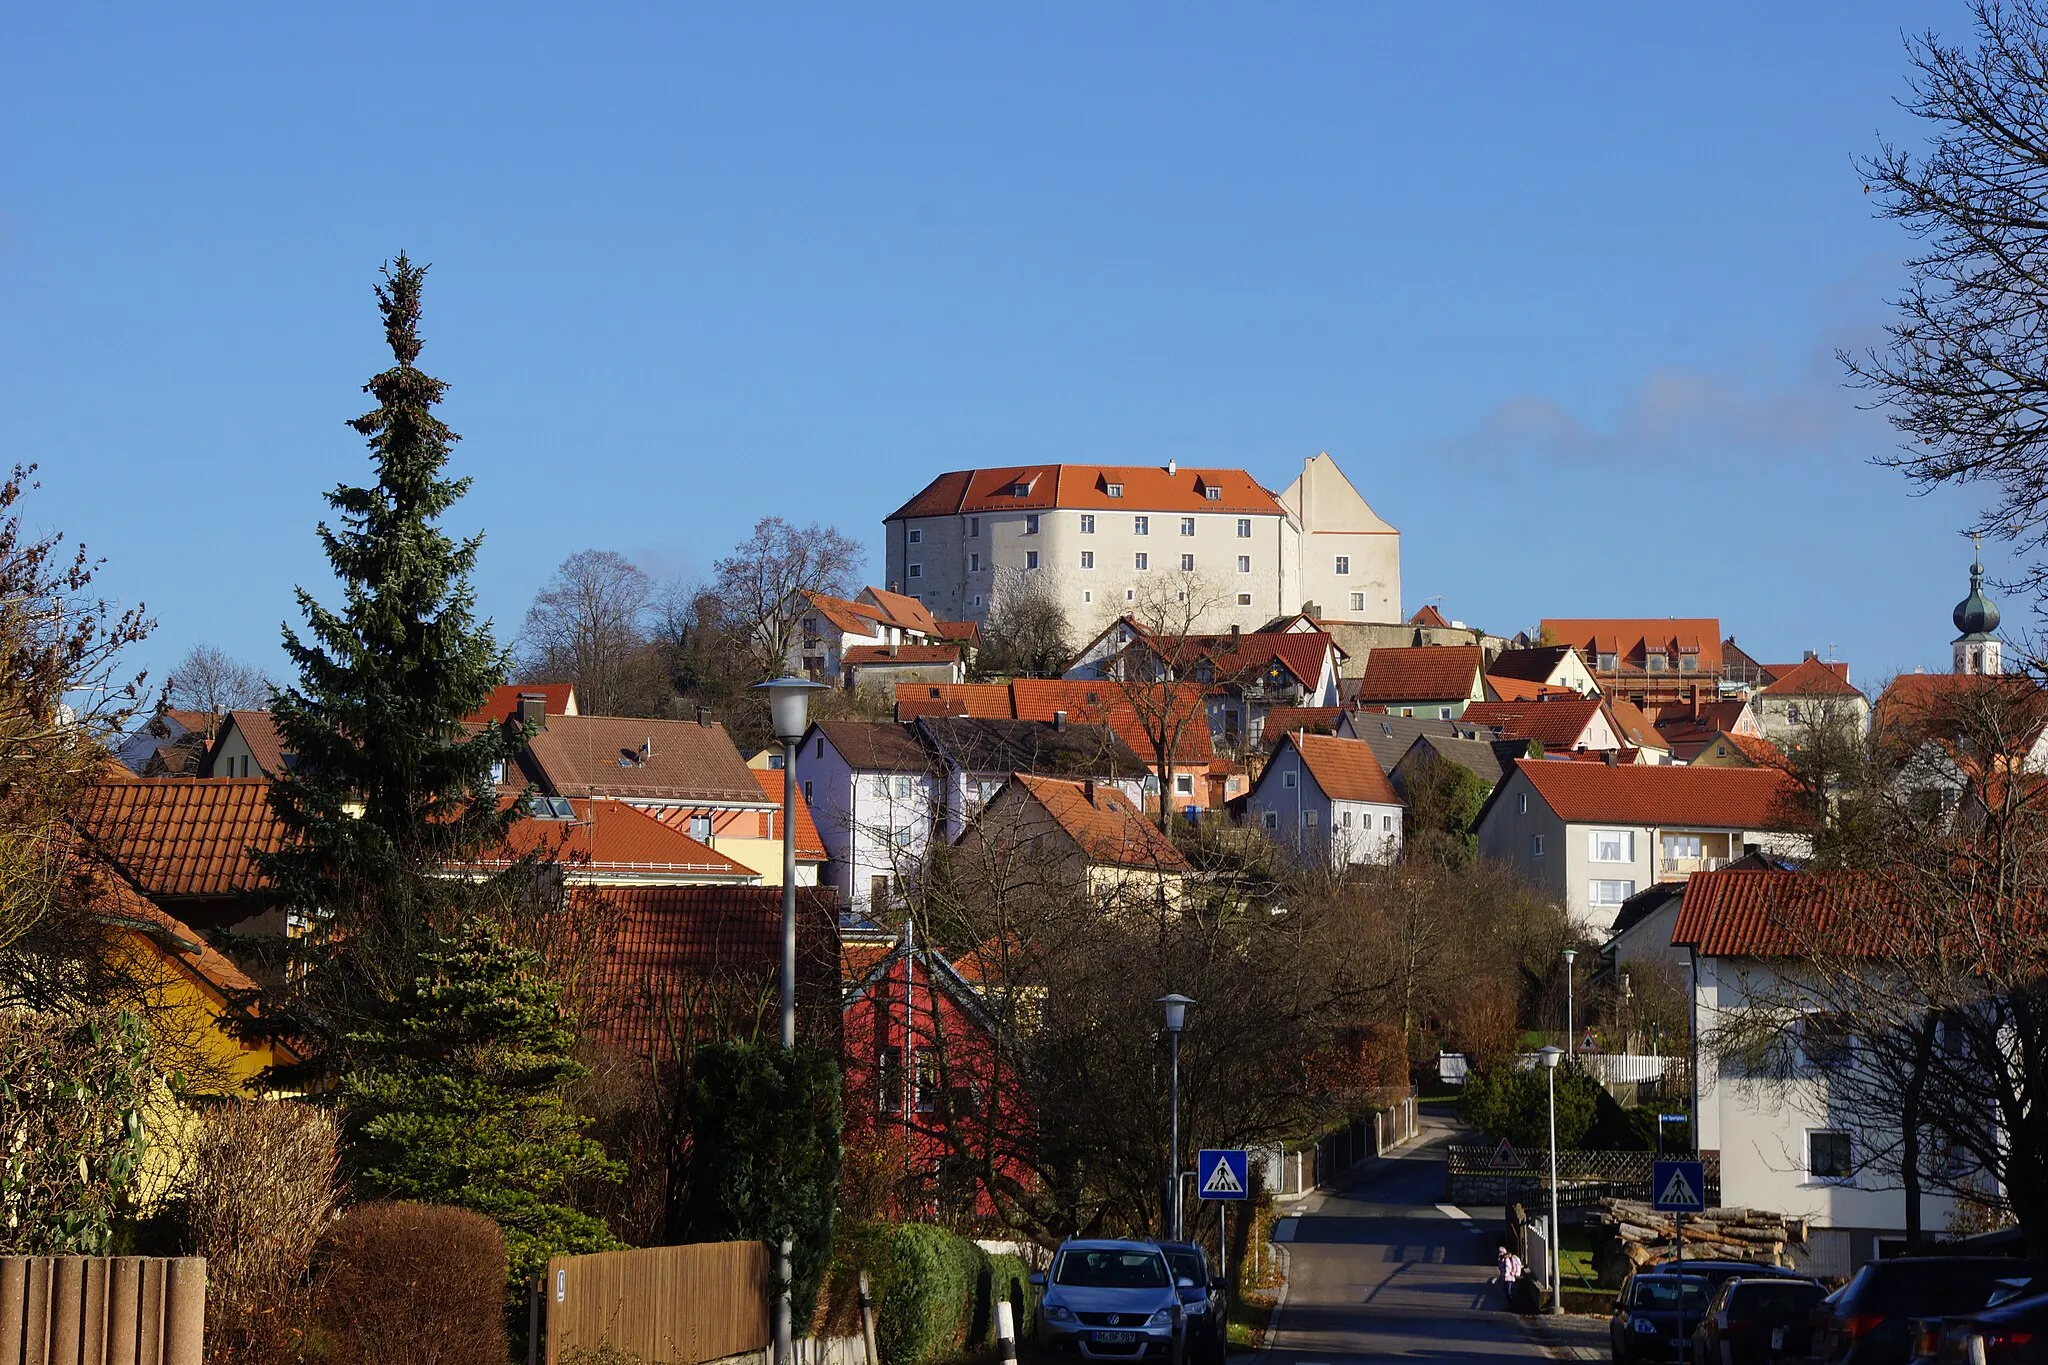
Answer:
[
  {"left": 863, "top": 1223, "right": 986, "bottom": 1365},
  {"left": 1458, "top": 1062, "right": 1600, "bottom": 1149}
]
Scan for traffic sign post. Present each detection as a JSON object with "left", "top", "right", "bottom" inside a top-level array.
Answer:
[
  {"left": 1653, "top": 1159, "right": 1705, "bottom": 1365},
  {"left": 1198, "top": 1149, "right": 1248, "bottom": 1201}
]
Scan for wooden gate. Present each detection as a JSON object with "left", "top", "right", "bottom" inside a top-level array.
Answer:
[
  {"left": 0, "top": 1256, "right": 205, "bottom": 1365},
  {"left": 544, "top": 1241, "right": 770, "bottom": 1365}
]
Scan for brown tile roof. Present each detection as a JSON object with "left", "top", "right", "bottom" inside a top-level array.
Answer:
[
  {"left": 887, "top": 465, "right": 1286, "bottom": 520},
  {"left": 71, "top": 778, "right": 288, "bottom": 898},
  {"left": 806, "top": 592, "right": 886, "bottom": 637},
  {"left": 862, "top": 588, "right": 943, "bottom": 638},
  {"left": 897, "top": 682, "right": 1215, "bottom": 766},
  {"left": 462, "top": 683, "right": 577, "bottom": 725},
  {"left": 1009, "top": 773, "right": 1191, "bottom": 871},
  {"left": 1540, "top": 619, "right": 1722, "bottom": 673},
  {"left": 1408, "top": 605, "right": 1450, "bottom": 628},
  {"left": 915, "top": 716, "right": 1149, "bottom": 780},
  {"left": 1673, "top": 869, "right": 1893, "bottom": 958},
  {"left": 524, "top": 714, "right": 765, "bottom": 804},
  {"left": 843, "top": 644, "right": 962, "bottom": 667},
  {"left": 1603, "top": 697, "right": 1669, "bottom": 752},
  {"left": 1486, "top": 645, "right": 1580, "bottom": 685},
  {"left": 1513, "top": 758, "right": 1807, "bottom": 830},
  {"left": 1352, "top": 646, "right": 1484, "bottom": 703},
  {"left": 1762, "top": 659, "right": 1851, "bottom": 685},
  {"left": 750, "top": 770, "right": 829, "bottom": 861},
  {"left": 1288, "top": 733, "right": 1401, "bottom": 805},
  {"left": 1486, "top": 677, "right": 1581, "bottom": 703},
  {"left": 1460, "top": 697, "right": 1607, "bottom": 750},
  {"left": 583, "top": 885, "right": 839, "bottom": 1055},
  {"left": 484, "top": 799, "right": 758, "bottom": 880},
  {"left": 209, "top": 710, "right": 289, "bottom": 776},
  {"left": 812, "top": 721, "right": 933, "bottom": 773},
  {"left": 936, "top": 620, "right": 983, "bottom": 646},
  {"left": 1761, "top": 658, "right": 1863, "bottom": 698},
  {"left": 1263, "top": 706, "right": 1343, "bottom": 739}
]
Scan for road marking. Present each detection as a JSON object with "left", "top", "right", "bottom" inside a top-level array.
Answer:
[{"left": 1434, "top": 1203, "right": 1470, "bottom": 1221}]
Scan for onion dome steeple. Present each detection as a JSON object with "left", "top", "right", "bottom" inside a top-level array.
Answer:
[{"left": 1953, "top": 538, "right": 2004, "bottom": 675}]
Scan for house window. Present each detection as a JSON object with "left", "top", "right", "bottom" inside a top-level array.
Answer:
[
  {"left": 913, "top": 1051, "right": 938, "bottom": 1113},
  {"left": 1080, "top": 514, "right": 1095, "bottom": 533},
  {"left": 1517, "top": 793, "right": 1528, "bottom": 815},
  {"left": 1647, "top": 653, "right": 1667, "bottom": 672},
  {"left": 1302, "top": 809, "right": 1317, "bottom": 829},
  {"left": 1801, "top": 1014, "right": 1852, "bottom": 1070},
  {"left": 1788, "top": 703, "right": 1803, "bottom": 723},
  {"left": 1175, "top": 774, "right": 1194, "bottom": 795},
  {"left": 1025, "top": 514, "right": 1040, "bottom": 534},
  {"left": 1134, "top": 515, "right": 1150, "bottom": 535},
  {"left": 892, "top": 826, "right": 915, "bottom": 848},
  {"left": 767, "top": 752, "right": 785, "bottom": 770},
  {"left": 1436, "top": 707, "right": 1451, "bottom": 719},
  {"left": 872, "top": 875, "right": 891, "bottom": 907},
  {"left": 1588, "top": 879, "right": 1636, "bottom": 906},
  {"left": 891, "top": 775, "right": 914, "bottom": 798},
  {"left": 689, "top": 815, "right": 713, "bottom": 840},
  {"left": 909, "top": 563, "right": 922, "bottom": 579},
  {"left": 1808, "top": 1130, "right": 1854, "bottom": 1182},
  {"left": 1080, "top": 551, "right": 1094, "bottom": 569},
  {"left": 1662, "top": 834, "right": 1703, "bottom": 861},
  {"left": 1180, "top": 554, "right": 1195, "bottom": 572},
  {"left": 1382, "top": 814, "right": 1393, "bottom": 831},
  {"left": 969, "top": 553, "right": 981, "bottom": 571},
  {"left": 1350, "top": 593, "right": 1365, "bottom": 612},
  {"left": 816, "top": 737, "right": 824, "bottom": 759},
  {"left": 1237, "top": 593, "right": 1252, "bottom": 605},
  {"left": 1236, "top": 518, "right": 1252, "bottom": 538},
  {"left": 1106, "top": 483, "right": 1124, "bottom": 498},
  {"left": 488, "top": 759, "right": 508, "bottom": 785},
  {"left": 1206, "top": 486, "right": 1222, "bottom": 500},
  {"left": 1134, "top": 553, "right": 1149, "bottom": 570},
  {"left": 1680, "top": 656, "right": 1698, "bottom": 672},
  {"left": 1262, "top": 810, "right": 1278, "bottom": 830},
  {"left": 1012, "top": 482, "right": 1031, "bottom": 497},
  {"left": 1180, "top": 517, "right": 1196, "bottom": 536},
  {"left": 1237, "top": 555, "right": 1252, "bottom": 573},
  {"left": 1083, "top": 590, "right": 1093, "bottom": 603},
  {"left": 1598, "top": 652, "right": 1617, "bottom": 670},
  {"left": 1531, "top": 834, "right": 1545, "bottom": 857},
  {"left": 803, "top": 781, "right": 814, "bottom": 800},
  {"left": 968, "top": 516, "right": 980, "bottom": 536},
  {"left": 908, "top": 528, "right": 922, "bottom": 544},
  {"left": 1282, "top": 771, "right": 1297, "bottom": 788},
  {"left": 1341, "top": 810, "right": 1353, "bottom": 828},
  {"left": 1589, "top": 829, "right": 1634, "bottom": 862},
  {"left": 1026, "top": 551, "right": 1040, "bottom": 570},
  {"left": 1126, "top": 588, "right": 1136, "bottom": 602}
]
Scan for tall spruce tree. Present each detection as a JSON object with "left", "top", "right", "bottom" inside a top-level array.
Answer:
[
  {"left": 341, "top": 918, "right": 622, "bottom": 1296},
  {"left": 255, "top": 255, "right": 526, "bottom": 1068}
]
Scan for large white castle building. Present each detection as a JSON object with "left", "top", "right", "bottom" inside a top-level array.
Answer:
[{"left": 882, "top": 452, "right": 1399, "bottom": 634}]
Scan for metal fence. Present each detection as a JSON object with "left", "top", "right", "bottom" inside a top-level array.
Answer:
[
  {"left": 543, "top": 1241, "right": 770, "bottom": 1365},
  {"left": 0, "top": 1256, "right": 205, "bottom": 1365},
  {"left": 1445, "top": 1147, "right": 1721, "bottom": 1209}
]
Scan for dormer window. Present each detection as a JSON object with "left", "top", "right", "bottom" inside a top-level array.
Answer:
[
  {"left": 1012, "top": 483, "right": 1030, "bottom": 497},
  {"left": 1106, "top": 483, "right": 1124, "bottom": 498},
  {"left": 1206, "top": 486, "right": 1222, "bottom": 500},
  {"left": 1598, "top": 653, "right": 1618, "bottom": 670},
  {"left": 1646, "top": 653, "right": 1667, "bottom": 672}
]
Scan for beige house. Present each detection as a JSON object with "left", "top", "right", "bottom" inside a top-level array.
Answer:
[{"left": 1754, "top": 658, "right": 1869, "bottom": 747}]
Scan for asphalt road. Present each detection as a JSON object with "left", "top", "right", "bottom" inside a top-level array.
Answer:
[{"left": 1261, "top": 1109, "right": 1561, "bottom": 1365}]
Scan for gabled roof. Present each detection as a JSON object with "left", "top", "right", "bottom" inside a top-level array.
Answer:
[
  {"left": 1262, "top": 706, "right": 1344, "bottom": 740},
  {"left": 1541, "top": 619, "right": 1723, "bottom": 672},
  {"left": 897, "top": 681, "right": 1215, "bottom": 765},
  {"left": 914, "top": 715, "right": 1148, "bottom": 780},
  {"left": 844, "top": 644, "right": 962, "bottom": 667},
  {"left": 1607, "top": 880, "right": 1687, "bottom": 940},
  {"left": 1486, "top": 677, "right": 1582, "bottom": 703},
  {"left": 1507, "top": 759, "right": 1807, "bottom": 831},
  {"left": 887, "top": 465, "right": 1287, "bottom": 520},
  {"left": 86, "top": 860, "right": 260, "bottom": 1000},
  {"left": 1689, "top": 730, "right": 1789, "bottom": 768},
  {"left": 523, "top": 715, "right": 765, "bottom": 804},
  {"left": 1352, "top": 646, "right": 1484, "bottom": 703},
  {"left": 71, "top": 778, "right": 288, "bottom": 898},
  {"left": 751, "top": 770, "right": 829, "bottom": 861},
  {"left": 811, "top": 721, "right": 933, "bottom": 774},
  {"left": 208, "top": 710, "right": 289, "bottom": 776},
  {"left": 1603, "top": 697, "right": 1669, "bottom": 753},
  {"left": 1460, "top": 697, "right": 1607, "bottom": 750},
  {"left": 1007, "top": 773, "right": 1191, "bottom": 872},
  {"left": 1347, "top": 713, "right": 1499, "bottom": 773},
  {"left": 805, "top": 592, "right": 887, "bottom": 638},
  {"left": 1760, "top": 658, "right": 1864, "bottom": 698},
  {"left": 486, "top": 799, "right": 758, "bottom": 881},
  {"left": 1283, "top": 733, "right": 1401, "bottom": 805},
  {"left": 861, "top": 587, "right": 943, "bottom": 638},
  {"left": 462, "top": 683, "right": 578, "bottom": 725},
  {"left": 936, "top": 620, "right": 983, "bottom": 646},
  {"left": 1673, "top": 868, "right": 1892, "bottom": 959},
  {"left": 1408, "top": 605, "right": 1450, "bottom": 628},
  {"left": 1762, "top": 659, "right": 1852, "bottom": 686},
  {"left": 1486, "top": 645, "right": 1580, "bottom": 684},
  {"left": 1393, "top": 734, "right": 1520, "bottom": 789}
]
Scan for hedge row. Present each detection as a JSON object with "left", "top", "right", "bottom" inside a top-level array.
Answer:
[{"left": 855, "top": 1223, "right": 1038, "bottom": 1365}]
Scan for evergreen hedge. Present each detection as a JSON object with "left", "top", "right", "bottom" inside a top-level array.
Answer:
[{"left": 857, "top": 1224, "right": 1037, "bottom": 1365}]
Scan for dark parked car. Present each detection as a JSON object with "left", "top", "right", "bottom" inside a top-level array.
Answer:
[
  {"left": 1696, "top": 1275, "right": 1827, "bottom": 1365},
  {"left": 1643, "top": 1260, "right": 1811, "bottom": 1293},
  {"left": 1158, "top": 1242, "right": 1227, "bottom": 1365},
  {"left": 1922, "top": 1286, "right": 2048, "bottom": 1365},
  {"left": 1612, "top": 1274, "right": 1713, "bottom": 1364},
  {"left": 1816, "top": 1258, "right": 2048, "bottom": 1365}
]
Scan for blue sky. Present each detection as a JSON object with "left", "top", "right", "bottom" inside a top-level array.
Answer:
[{"left": 0, "top": 3, "right": 2002, "bottom": 695}]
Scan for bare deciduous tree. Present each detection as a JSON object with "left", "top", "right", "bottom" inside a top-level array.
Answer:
[
  {"left": 519, "top": 549, "right": 669, "bottom": 715},
  {"left": 978, "top": 569, "right": 1072, "bottom": 678},
  {"left": 166, "top": 642, "right": 271, "bottom": 720},
  {"left": 1094, "top": 572, "right": 1234, "bottom": 830},
  {"left": 711, "top": 517, "right": 863, "bottom": 678}
]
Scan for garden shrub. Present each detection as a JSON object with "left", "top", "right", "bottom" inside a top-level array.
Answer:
[
  {"left": 1458, "top": 1062, "right": 1599, "bottom": 1149},
  {"left": 0, "top": 1006, "right": 154, "bottom": 1255},
  {"left": 983, "top": 1252, "right": 1036, "bottom": 1343},
  {"left": 863, "top": 1223, "right": 986, "bottom": 1365},
  {"left": 310, "top": 1201, "right": 508, "bottom": 1365}
]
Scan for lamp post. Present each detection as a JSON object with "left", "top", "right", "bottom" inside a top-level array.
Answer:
[
  {"left": 1562, "top": 947, "right": 1579, "bottom": 1058},
  {"left": 1538, "top": 1045, "right": 1564, "bottom": 1316},
  {"left": 750, "top": 675, "right": 828, "bottom": 1365},
  {"left": 1158, "top": 993, "right": 1194, "bottom": 1239}
]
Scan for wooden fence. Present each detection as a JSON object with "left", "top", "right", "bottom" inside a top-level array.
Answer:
[
  {"left": 544, "top": 1241, "right": 770, "bottom": 1365},
  {"left": 0, "top": 1256, "right": 205, "bottom": 1365}
]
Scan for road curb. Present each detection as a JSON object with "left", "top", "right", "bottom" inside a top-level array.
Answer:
[{"left": 1521, "top": 1313, "right": 1609, "bottom": 1362}]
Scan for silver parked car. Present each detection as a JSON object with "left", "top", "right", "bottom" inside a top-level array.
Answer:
[{"left": 1031, "top": 1240, "right": 1187, "bottom": 1360}]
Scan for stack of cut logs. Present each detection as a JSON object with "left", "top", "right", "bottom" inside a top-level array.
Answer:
[{"left": 1589, "top": 1199, "right": 1807, "bottom": 1284}]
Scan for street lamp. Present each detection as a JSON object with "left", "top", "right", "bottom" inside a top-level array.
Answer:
[
  {"left": 1537, "top": 1045, "right": 1564, "bottom": 1316},
  {"left": 1562, "top": 947, "right": 1579, "bottom": 1058},
  {"left": 750, "top": 675, "right": 828, "bottom": 1365},
  {"left": 1159, "top": 993, "right": 1194, "bottom": 1239}
]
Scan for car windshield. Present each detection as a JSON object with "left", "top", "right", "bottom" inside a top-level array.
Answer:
[
  {"left": 1165, "top": 1252, "right": 1204, "bottom": 1284},
  {"left": 1056, "top": 1250, "right": 1170, "bottom": 1288},
  {"left": 1632, "top": 1279, "right": 1710, "bottom": 1310}
]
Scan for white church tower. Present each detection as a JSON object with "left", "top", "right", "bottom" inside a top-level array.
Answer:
[{"left": 1952, "top": 540, "right": 2003, "bottom": 676}]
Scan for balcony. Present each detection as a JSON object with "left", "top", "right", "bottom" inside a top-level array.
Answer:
[{"left": 1659, "top": 855, "right": 1728, "bottom": 877}]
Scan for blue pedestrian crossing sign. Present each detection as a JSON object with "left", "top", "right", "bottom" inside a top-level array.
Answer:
[
  {"left": 1652, "top": 1159, "right": 1707, "bottom": 1213},
  {"left": 1198, "top": 1149, "right": 1249, "bottom": 1201}
]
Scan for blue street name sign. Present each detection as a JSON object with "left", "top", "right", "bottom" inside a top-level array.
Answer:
[
  {"left": 1198, "top": 1149, "right": 1249, "bottom": 1201},
  {"left": 1652, "top": 1159, "right": 1707, "bottom": 1213}
]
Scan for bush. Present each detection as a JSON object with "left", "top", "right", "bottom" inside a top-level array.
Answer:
[
  {"left": 309, "top": 1201, "right": 507, "bottom": 1365},
  {"left": 684, "top": 1041, "right": 843, "bottom": 1323},
  {"left": 1458, "top": 1063, "right": 1600, "bottom": 1149},
  {"left": 188, "top": 1102, "right": 341, "bottom": 1365},
  {"left": 863, "top": 1224, "right": 986, "bottom": 1365},
  {"left": 0, "top": 1007, "right": 154, "bottom": 1255},
  {"left": 983, "top": 1252, "right": 1036, "bottom": 1342}
]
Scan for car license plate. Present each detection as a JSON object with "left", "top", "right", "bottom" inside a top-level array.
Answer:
[
  {"left": 1772, "top": 1328, "right": 1786, "bottom": 1350},
  {"left": 1094, "top": 1332, "right": 1136, "bottom": 1345}
]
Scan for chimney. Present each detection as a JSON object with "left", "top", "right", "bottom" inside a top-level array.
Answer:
[
  {"left": 1166, "top": 458, "right": 1178, "bottom": 476},
  {"left": 638, "top": 737, "right": 653, "bottom": 766},
  {"left": 1603, "top": 749, "right": 1619, "bottom": 766},
  {"left": 516, "top": 693, "right": 547, "bottom": 730},
  {"left": 1230, "top": 623, "right": 1240, "bottom": 641},
  {"left": 1083, "top": 779, "right": 1096, "bottom": 804},
  {"left": 1803, "top": 650, "right": 1818, "bottom": 662},
  {"left": 696, "top": 706, "right": 711, "bottom": 728},
  {"left": 1054, "top": 709, "right": 1067, "bottom": 730}
]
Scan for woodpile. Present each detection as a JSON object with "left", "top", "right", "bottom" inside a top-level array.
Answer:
[{"left": 1588, "top": 1200, "right": 1807, "bottom": 1287}]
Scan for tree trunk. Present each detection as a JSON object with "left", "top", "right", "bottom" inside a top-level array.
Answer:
[{"left": 1902, "top": 1016, "right": 1935, "bottom": 1248}]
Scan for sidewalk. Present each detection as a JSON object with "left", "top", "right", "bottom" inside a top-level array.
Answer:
[{"left": 1522, "top": 1311, "right": 1609, "bottom": 1362}]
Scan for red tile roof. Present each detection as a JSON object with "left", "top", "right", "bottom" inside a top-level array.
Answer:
[
  {"left": 888, "top": 466, "right": 1286, "bottom": 520},
  {"left": 1460, "top": 698, "right": 1608, "bottom": 750},
  {"left": 751, "top": 770, "right": 829, "bottom": 862},
  {"left": 71, "top": 778, "right": 288, "bottom": 897},
  {"left": 1512, "top": 758, "right": 1808, "bottom": 830},
  {"left": 1761, "top": 659, "right": 1863, "bottom": 698},
  {"left": 898, "top": 682, "right": 1215, "bottom": 765},
  {"left": 862, "top": 587, "right": 943, "bottom": 638},
  {"left": 936, "top": 620, "right": 983, "bottom": 646},
  {"left": 209, "top": 710, "right": 289, "bottom": 776},
  {"left": 486, "top": 799, "right": 758, "bottom": 880},
  {"left": 1486, "top": 677, "right": 1581, "bottom": 703},
  {"left": 463, "top": 684, "right": 577, "bottom": 725},
  {"left": 87, "top": 860, "right": 261, "bottom": 1000},
  {"left": 1263, "top": 706, "right": 1343, "bottom": 738},
  {"left": 1408, "top": 605, "right": 1450, "bottom": 628},
  {"left": 1009, "top": 773, "right": 1191, "bottom": 871},
  {"left": 806, "top": 592, "right": 886, "bottom": 637},
  {"left": 1762, "top": 659, "right": 1851, "bottom": 686},
  {"left": 1603, "top": 697, "right": 1669, "bottom": 752},
  {"left": 1673, "top": 869, "right": 1896, "bottom": 958},
  {"left": 1541, "top": 619, "right": 1722, "bottom": 673},
  {"left": 1352, "top": 646, "right": 1484, "bottom": 703},
  {"left": 843, "top": 644, "right": 962, "bottom": 667},
  {"left": 1288, "top": 733, "right": 1401, "bottom": 805}
]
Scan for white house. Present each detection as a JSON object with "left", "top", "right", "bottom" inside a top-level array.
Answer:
[
  {"left": 1754, "top": 658, "right": 1870, "bottom": 748},
  {"left": 1473, "top": 758, "right": 1811, "bottom": 936},
  {"left": 911, "top": 714, "right": 1150, "bottom": 842},
  {"left": 794, "top": 721, "right": 942, "bottom": 915},
  {"left": 1244, "top": 732, "right": 1403, "bottom": 868},
  {"left": 794, "top": 586, "right": 960, "bottom": 685}
]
